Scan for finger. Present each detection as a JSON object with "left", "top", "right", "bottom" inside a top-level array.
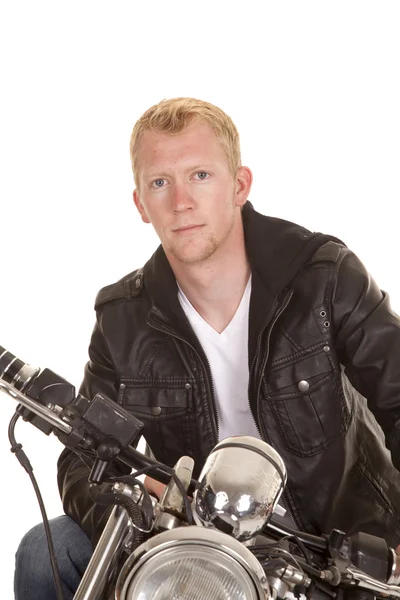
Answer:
[{"left": 144, "top": 475, "right": 166, "bottom": 500}]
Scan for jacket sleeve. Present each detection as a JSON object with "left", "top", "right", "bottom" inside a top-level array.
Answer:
[
  {"left": 57, "top": 317, "right": 131, "bottom": 546},
  {"left": 333, "top": 247, "right": 400, "bottom": 469}
]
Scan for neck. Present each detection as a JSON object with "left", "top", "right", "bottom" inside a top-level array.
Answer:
[{"left": 167, "top": 225, "right": 251, "bottom": 333}]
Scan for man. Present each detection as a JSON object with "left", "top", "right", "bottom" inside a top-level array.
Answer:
[{"left": 15, "top": 97, "right": 400, "bottom": 599}]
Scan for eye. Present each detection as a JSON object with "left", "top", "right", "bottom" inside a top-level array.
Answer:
[
  {"left": 151, "top": 178, "right": 166, "bottom": 188},
  {"left": 195, "top": 171, "right": 209, "bottom": 180}
]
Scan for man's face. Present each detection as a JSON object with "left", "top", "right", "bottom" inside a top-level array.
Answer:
[{"left": 133, "top": 121, "right": 251, "bottom": 265}]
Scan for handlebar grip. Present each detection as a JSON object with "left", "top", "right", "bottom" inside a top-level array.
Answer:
[{"left": 0, "top": 346, "right": 40, "bottom": 391}]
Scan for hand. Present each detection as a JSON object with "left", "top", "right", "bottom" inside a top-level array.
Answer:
[{"left": 144, "top": 475, "right": 166, "bottom": 500}]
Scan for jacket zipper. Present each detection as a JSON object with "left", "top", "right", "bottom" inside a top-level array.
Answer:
[
  {"left": 248, "top": 291, "right": 293, "bottom": 438},
  {"left": 250, "top": 289, "right": 300, "bottom": 528},
  {"left": 255, "top": 289, "right": 293, "bottom": 436},
  {"left": 147, "top": 317, "right": 219, "bottom": 444},
  {"left": 248, "top": 296, "right": 279, "bottom": 440}
]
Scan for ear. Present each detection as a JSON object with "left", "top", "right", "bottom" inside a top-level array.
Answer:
[
  {"left": 133, "top": 189, "right": 151, "bottom": 224},
  {"left": 234, "top": 166, "right": 253, "bottom": 207}
]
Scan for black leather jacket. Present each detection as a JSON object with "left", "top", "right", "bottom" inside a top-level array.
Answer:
[{"left": 58, "top": 202, "right": 400, "bottom": 546}]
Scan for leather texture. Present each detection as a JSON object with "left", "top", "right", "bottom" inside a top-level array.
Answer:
[{"left": 57, "top": 202, "right": 400, "bottom": 546}]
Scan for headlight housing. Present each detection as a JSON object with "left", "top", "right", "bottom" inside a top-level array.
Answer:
[
  {"left": 116, "top": 526, "right": 269, "bottom": 600},
  {"left": 193, "top": 436, "right": 287, "bottom": 541}
]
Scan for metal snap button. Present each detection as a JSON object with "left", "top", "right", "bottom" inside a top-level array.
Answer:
[
  {"left": 151, "top": 406, "right": 162, "bottom": 416},
  {"left": 118, "top": 382, "right": 126, "bottom": 405},
  {"left": 323, "top": 345, "right": 330, "bottom": 353},
  {"left": 185, "top": 383, "right": 192, "bottom": 390},
  {"left": 298, "top": 380, "right": 310, "bottom": 392}
]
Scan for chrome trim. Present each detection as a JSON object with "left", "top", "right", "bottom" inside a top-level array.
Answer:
[
  {"left": 74, "top": 506, "right": 131, "bottom": 600},
  {"left": 0, "top": 355, "right": 17, "bottom": 378},
  {"left": 116, "top": 525, "right": 269, "bottom": 599},
  {"left": 388, "top": 548, "right": 400, "bottom": 585},
  {"left": 347, "top": 565, "right": 400, "bottom": 598},
  {"left": 0, "top": 380, "right": 72, "bottom": 433},
  {"left": 193, "top": 436, "right": 286, "bottom": 541},
  {"left": 13, "top": 363, "right": 41, "bottom": 391}
]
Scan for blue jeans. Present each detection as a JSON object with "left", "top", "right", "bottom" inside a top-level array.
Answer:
[{"left": 14, "top": 515, "right": 93, "bottom": 600}]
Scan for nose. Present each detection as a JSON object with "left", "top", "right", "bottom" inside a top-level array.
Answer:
[{"left": 170, "top": 183, "right": 195, "bottom": 213}]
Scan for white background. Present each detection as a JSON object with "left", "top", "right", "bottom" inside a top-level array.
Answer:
[{"left": 1, "top": 1, "right": 399, "bottom": 596}]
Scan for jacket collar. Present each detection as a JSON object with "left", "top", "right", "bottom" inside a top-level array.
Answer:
[
  {"left": 241, "top": 202, "right": 343, "bottom": 294},
  {"left": 142, "top": 201, "right": 343, "bottom": 403},
  {"left": 143, "top": 201, "right": 342, "bottom": 311}
]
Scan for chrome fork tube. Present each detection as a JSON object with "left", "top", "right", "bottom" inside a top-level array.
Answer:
[{"left": 73, "top": 505, "right": 131, "bottom": 600}]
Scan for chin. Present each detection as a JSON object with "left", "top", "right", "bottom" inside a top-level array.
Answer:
[{"left": 170, "top": 242, "right": 218, "bottom": 265}]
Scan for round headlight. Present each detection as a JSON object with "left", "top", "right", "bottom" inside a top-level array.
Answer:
[
  {"left": 123, "top": 545, "right": 257, "bottom": 599},
  {"left": 117, "top": 527, "right": 268, "bottom": 600}
]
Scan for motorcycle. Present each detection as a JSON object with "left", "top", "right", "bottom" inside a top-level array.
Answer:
[{"left": 2, "top": 343, "right": 400, "bottom": 600}]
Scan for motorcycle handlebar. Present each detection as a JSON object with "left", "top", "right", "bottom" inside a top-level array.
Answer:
[
  {"left": 3, "top": 344, "right": 400, "bottom": 598},
  {"left": 0, "top": 344, "right": 197, "bottom": 489}
]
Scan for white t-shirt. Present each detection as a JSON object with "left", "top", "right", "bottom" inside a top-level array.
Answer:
[{"left": 177, "top": 278, "right": 260, "bottom": 442}]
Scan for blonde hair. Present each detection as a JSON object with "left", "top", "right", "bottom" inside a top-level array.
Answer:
[{"left": 130, "top": 97, "right": 242, "bottom": 188}]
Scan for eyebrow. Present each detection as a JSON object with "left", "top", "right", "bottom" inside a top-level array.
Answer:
[
  {"left": 144, "top": 165, "right": 214, "bottom": 179},
  {"left": 144, "top": 172, "right": 169, "bottom": 180}
]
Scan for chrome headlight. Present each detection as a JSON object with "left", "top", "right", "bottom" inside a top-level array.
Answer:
[
  {"left": 193, "top": 436, "right": 286, "bottom": 541},
  {"left": 116, "top": 526, "right": 269, "bottom": 600}
]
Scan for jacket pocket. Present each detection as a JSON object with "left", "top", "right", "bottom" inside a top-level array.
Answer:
[
  {"left": 118, "top": 377, "right": 193, "bottom": 420},
  {"left": 263, "top": 348, "right": 346, "bottom": 457},
  {"left": 118, "top": 377, "right": 196, "bottom": 465}
]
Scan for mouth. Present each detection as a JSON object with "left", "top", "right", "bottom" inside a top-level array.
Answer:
[{"left": 173, "top": 224, "right": 204, "bottom": 233}]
